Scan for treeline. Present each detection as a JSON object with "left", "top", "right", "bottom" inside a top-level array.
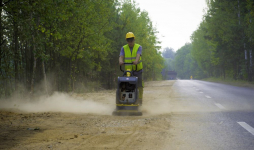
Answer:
[
  {"left": 191, "top": 0, "right": 254, "bottom": 81},
  {"left": 0, "top": 0, "right": 164, "bottom": 98},
  {"left": 162, "top": 47, "right": 175, "bottom": 71},
  {"left": 162, "top": 44, "right": 205, "bottom": 79},
  {"left": 174, "top": 43, "right": 203, "bottom": 79},
  {"left": 161, "top": 47, "right": 175, "bottom": 79}
]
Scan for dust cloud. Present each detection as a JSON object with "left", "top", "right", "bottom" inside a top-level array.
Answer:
[
  {"left": 143, "top": 99, "right": 172, "bottom": 115},
  {"left": 0, "top": 80, "right": 181, "bottom": 116},
  {"left": 0, "top": 92, "right": 114, "bottom": 115}
]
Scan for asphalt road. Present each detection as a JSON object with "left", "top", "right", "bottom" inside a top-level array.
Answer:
[{"left": 168, "top": 80, "right": 254, "bottom": 150}]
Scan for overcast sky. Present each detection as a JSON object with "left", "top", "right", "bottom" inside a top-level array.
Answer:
[{"left": 134, "top": 0, "right": 207, "bottom": 51}]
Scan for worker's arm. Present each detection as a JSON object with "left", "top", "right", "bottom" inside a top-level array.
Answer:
[
  {"left": 133, "top": 54, "right": 141, "bottom": 65},
  {"left": 119, "top": 55, "right": 124, "bottom": 65}
]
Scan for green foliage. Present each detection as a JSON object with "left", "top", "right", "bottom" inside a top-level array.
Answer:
[
  {"left": 191, "top": 0, "right": 254, "bottom": 81},
  {"left": 172, "top": 43, "right": 205, "bottom": 79},
  {"left": 0, "top": 0, "right": 164, "bottom": 97},
  {"left": 161, "top": 47, "right": 175, "bottom": 79},
  {"left": 116, "top": 0, "right": 164, "bottom": 81},
  {"left": 162, "top": 47, "right": 175, "bottom": 59}
]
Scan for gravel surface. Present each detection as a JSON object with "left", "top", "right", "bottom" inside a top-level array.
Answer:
[{"left": 0, "top": 81, "right": 175, "bottom": 150}]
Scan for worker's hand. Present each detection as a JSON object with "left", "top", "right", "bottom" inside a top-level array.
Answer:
[
  {"left": 119, "top": 61, "right": 124, "bottom": 66},
  {"left": 133, "top": 60, "right": 138, "bottom": 65}
]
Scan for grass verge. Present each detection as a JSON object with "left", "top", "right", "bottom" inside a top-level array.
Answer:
[{"left": 202, "top": 77, "right": 254, "bottom": 89}]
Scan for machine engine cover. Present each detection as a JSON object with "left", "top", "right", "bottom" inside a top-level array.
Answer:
[
  {"left": 117, "top": 76, "right": 138, "bottom": 104},
  {"left": 118, "top": 76, "right": 138, "bottom": 85}
]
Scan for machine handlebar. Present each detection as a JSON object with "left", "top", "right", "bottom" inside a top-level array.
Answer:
[
  {"left": 120, "top": 63, "right": 137, "bottom": 76},
  {"left": 120, "top": 63, "right": 137, "bottom": 72}
]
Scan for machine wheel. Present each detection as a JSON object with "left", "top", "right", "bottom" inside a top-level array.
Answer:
[
  {"left": 135, "top": 89, "right": 139, "bottom": 104},
  {"left": 112, "top": 110, "right": 142, "bottom": 116},
  {"left": 137, "top": 111, "right": 142, "bottom": 116}
]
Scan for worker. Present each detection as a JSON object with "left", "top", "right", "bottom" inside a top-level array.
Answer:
[{"left": 119, "top": 32, "right": 143, "bottom": 105}]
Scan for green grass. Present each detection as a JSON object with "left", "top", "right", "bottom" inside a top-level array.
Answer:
[{"left": 202, "top": 77, "right": 254, "bottom": 89}]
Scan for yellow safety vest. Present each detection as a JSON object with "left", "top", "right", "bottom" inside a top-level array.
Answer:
[{"left": 123, "top": 44, "right": 143, "bottom": 71}]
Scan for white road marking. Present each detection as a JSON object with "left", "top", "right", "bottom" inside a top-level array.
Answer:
[
  {"left": 199, "top": 92, "right": 203, "bottom": 93},
  {"left": 214, "top": 103, "right": 225, "bottom": 109},
  {"left": 205, "top": 95, "right": 211, "bottom": 98},
  {"left": 238, "top": 122, "right": 254, "bottom": 136}
]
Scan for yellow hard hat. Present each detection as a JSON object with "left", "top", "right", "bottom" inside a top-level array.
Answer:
[{"left": 126, "top": 32, "right": 135, "bottom": 39}]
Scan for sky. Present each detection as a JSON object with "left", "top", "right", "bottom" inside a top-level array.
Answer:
[{"left": 134, "top": 0, "right": 207, "bottom": 51}]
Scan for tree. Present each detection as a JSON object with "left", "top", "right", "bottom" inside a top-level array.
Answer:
[
  {"left": 0, "top": 0, "right": 165, "bottom": 98},
  {"left": 191, "top": 0, "right": 254, "bottom": 81},
  {"left": 162, "top": 47, "right": 175, "bottom": 59}
]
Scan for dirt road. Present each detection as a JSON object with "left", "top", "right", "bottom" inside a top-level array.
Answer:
[{"left": 0, "top": 81, "right": 177, "bottom": 150}]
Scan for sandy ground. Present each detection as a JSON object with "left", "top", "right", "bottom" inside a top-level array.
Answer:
[{"left": 0, "top": 81, "right": 177, "bottom": 150}]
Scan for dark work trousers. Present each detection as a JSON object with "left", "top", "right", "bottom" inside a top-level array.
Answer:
[{"left": 133, "top": 72, "right": 143, "bottom": 105}]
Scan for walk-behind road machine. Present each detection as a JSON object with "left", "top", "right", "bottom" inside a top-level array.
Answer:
[{"left": 112, "top": 63, "right": 142, "bottom": 116}]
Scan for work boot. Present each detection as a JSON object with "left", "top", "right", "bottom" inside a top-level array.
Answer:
[{"left": 139, "top": 98, "right": 143, "bottom": 106}]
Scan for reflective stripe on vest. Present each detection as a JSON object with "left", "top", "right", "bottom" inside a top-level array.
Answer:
[{"left": 123, "top": 44, "right": 143, "bottom": 71}]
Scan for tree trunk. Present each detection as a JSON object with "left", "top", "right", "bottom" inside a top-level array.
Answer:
[
  {"left": 14, "top": 18, "right": 19, "bottom": 91},
  {"left": 31, "top": 52, "right": 36, "bottom": 94},
  {"left": 31, "top": 34, "right": 37, "bottom": 94},
  {"left": 0, "top": 0, "right": 2, "bottom": 77},
  {"left": 223, "top": 67, "right": 225, "bottom": 79},
  {"left": 42, "top": 60, "right": 48, "bottom": 95},
  {"left": 69, "top": 59, "right": 72, "bottom": 92},
  {"left": 25, "top": 42, "right": 29, "bottom": 89}
]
